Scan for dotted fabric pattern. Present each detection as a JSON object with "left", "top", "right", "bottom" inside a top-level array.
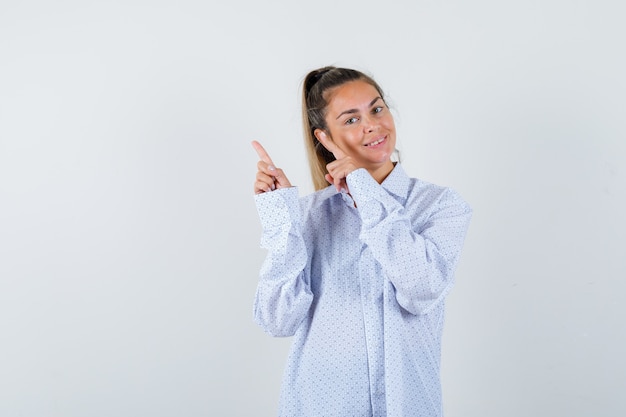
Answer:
[{"left": 254, "top": 164, "right": 472, "bottom": 417}]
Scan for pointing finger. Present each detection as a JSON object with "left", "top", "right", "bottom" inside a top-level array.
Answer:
[{"left": 251, "top": 140, "right": 275, "bottom": 166}]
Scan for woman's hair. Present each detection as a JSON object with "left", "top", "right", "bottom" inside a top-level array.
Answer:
[{"left": 302, "top": 66, "right": 386, "bottom": 190}]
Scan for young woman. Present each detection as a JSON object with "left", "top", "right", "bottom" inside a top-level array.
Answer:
[{"left": 252, "top": 66, "right": 472, "bottom": 417}]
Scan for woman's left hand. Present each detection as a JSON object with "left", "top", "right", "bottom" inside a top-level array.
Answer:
[{"left": 317, "top": 132, "right": 358, "bottom": 192}]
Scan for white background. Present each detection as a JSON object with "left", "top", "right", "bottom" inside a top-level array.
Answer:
[{"left": 1, "top": 1, "right": 624, "bottom": 416}]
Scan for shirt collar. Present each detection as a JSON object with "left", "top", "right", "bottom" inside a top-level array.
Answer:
[{"left": 380, "top": 163, "right": 411, "bottom": 201}]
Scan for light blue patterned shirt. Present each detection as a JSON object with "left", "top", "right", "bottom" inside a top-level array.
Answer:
[{"left": 254, "top": 164, "right": 472, "bottom": 417}]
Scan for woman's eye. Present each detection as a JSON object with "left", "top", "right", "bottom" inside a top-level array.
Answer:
[
  {"left": 345, "top": 117, "right": 359, "bottom": 125},
  {"left": 373, "top": 106, "right": 384, "bottom": 114}
]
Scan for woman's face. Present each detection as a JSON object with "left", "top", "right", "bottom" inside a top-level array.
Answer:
[{"left": 320, "top": 80, "right": 396, "bottom": 178}]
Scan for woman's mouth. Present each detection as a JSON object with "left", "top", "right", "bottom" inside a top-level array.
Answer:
[{"left": 365, "top": 136, "right": 386, "bottom": 147}]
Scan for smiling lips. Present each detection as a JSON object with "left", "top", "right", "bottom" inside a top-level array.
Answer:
[{"left": 364, "top": 136, "right": 386, "bottom": 147}]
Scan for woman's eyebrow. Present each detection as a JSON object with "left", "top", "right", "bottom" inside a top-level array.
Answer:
[{"left": 335, "top": 97, "right": 382, "bottom": 120}]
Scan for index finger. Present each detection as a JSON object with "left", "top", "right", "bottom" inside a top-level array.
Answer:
[{"left": 251, "top": 140, "right": 275, "bottom": 166}]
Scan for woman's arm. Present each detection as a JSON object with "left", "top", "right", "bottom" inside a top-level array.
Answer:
[
  {"left": 251, "top": 141, "right": 313, "bottom": 336},
  {"left": 347, "top": 168, "right": 472, "bottom": 316},
  {"left": 253, "top": 188, "right": 313, "bottom": 336}
]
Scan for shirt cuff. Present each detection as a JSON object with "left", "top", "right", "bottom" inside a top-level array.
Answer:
[
  {"left": 346, "top": 168, "right": 381, "bottom": 203},
  {"left": 347, "top": 169, "right": 396, "bottom": 227},
  {"left": 254, "top": 187, "right": 301, "bottom": 229}
]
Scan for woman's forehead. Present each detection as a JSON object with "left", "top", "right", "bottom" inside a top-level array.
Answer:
[{"left": 326, "top": 81, "right": 380, "bottom": 109}]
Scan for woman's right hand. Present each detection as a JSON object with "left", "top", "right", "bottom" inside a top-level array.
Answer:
[{"left": 252, "top": 140, "right": 292, "bottom": 194}]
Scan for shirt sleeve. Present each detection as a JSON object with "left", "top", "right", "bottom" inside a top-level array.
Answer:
[
  {"left": 253, "top": 187, "right": 314, "bottom": 336},
  {"left": 347, "top": 169, "right": 472, "bottom": 316}
]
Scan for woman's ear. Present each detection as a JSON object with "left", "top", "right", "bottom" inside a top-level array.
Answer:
[
  {"left": 314, "top": 129, "right": 333, "bottom": 151},
  {"left": 314, "top": 129, "right": 343, "bottom": 158}
]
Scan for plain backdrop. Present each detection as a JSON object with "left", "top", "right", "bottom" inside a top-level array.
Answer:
[{"left": 1, "top": 1, "right": 625, "bottom": 416}]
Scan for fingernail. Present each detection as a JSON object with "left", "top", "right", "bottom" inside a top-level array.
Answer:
[
  {"left": 266, "top": 187, "right": 272, "bottom": 193},
  {"left": 271, "top": 183, "right": 276, "bottom": 190},
  {"left": 268, "top": 165, "right": 275, "bottom": 171}
]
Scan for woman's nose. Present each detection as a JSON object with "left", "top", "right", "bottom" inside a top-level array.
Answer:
[{"left": 362, "top": 115, "right": 378, "bottom": 132}]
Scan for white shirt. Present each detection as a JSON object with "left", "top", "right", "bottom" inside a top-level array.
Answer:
[{"left": 254, "top": 164, "right": 472, "bottom": 417}]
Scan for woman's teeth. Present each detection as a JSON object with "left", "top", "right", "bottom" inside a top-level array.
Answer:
[{"left": 366, "top": 138, "right": 384, "bottom": 146}]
